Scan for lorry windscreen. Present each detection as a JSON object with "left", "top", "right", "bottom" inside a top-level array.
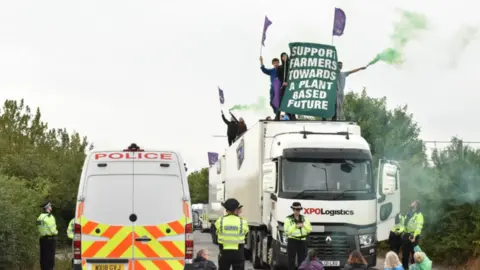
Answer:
[{"left": 281, "top": 158, "right": 374, "bottom": 199}]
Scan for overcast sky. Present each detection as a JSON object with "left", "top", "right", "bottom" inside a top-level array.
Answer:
[{"left": 1, "top": 0, "right": 479, "bottom": 171}]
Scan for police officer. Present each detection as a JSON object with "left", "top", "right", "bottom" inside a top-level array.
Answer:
[
  {"left": 284, "top": 202, "right": 312, "bottom": 270},
  {"left": 215, "top": 198, "right": 249, "bottom": 270},
  {"left": 401, "top": 200, "right": 424, "bottom": 269},
  {"left": 37, "top": 201, "right": 58, "bottom": 270},
  {"left": 388, "top": 213, "right": 405, "bottom": 254},
  {"left": 67, "top": 218, "right": 74, "bottom": 241}
]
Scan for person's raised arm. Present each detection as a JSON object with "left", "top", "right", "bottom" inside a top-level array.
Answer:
[
  {"left": 260, "top": 56, "right": 274, "bottom": 75},
  {"left": 344, "top": 66, "right": 367, "bottom": 76},
  {"left": 229, "top": 111, "right": 238, "bottom": 122},
  {"left": 221, "top": 111, "right": 229, "bottom": 125}
]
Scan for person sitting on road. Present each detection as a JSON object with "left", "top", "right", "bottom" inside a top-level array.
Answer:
[
  {"left": 299, "top": 249, "right": 324, "bottom": 270},
  {"left": 192, "top": 249, "right": 217, "bottom": 270},
  {"left": 343, "top": 250, "right": 368, "bottom": 270},
  {"left": 384, "top": 251, "right": 404, "bottom": 270},
  {"left": 408, "top": 243, "right": 432, "bottom": 270}
]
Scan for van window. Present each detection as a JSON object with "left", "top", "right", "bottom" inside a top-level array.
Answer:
[
  {"left": 133, "top": 175, "right": 183, "bottom": 226},
  {"left": 83, "top": 175, "right": 133, "bottom": 225}
]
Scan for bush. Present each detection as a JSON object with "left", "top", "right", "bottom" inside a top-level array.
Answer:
[{"left": 0, "top": 176, "right": 45, "bottom": 269}]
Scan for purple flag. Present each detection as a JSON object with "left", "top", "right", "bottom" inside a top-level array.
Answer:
[
  {"left": 272, "top": 78, "right": 281, "bottom": 109},
  {"left": 332, "top": 8, "right": 346, "bottom": 36},
  {"left": 208, "top": 152, "right": 219, "bottom": 166},
  {"left": 218, "top": 87, "right": 225, "bottom": 104},
  {"left": 261, "top": 16, "right": 272, "bottom": 46}
]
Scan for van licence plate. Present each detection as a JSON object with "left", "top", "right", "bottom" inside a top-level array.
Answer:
[
  {"left": 92, "top": 264, "right": 124, "bottom": 270},
  {"left": 321, "top": 261, "right": 340, "bottom": 267}
]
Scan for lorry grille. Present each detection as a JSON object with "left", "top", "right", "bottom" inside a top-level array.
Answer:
[{"left": 307, "top": 232, "right": 352, "bottom": 257}]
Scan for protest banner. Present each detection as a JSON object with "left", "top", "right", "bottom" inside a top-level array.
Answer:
[{"left": 280, "top": 42, "right": 339, "bottom": 118}]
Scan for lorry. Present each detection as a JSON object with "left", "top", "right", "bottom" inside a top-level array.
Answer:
[
  {"left": 214, "top": 120, "right": 401, "bottom": 269},
  {"left": 205, "top": 155, "right": 227, "bottom": 244}
]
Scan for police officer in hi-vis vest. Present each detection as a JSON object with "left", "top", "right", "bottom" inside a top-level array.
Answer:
[
  {"left": 215, "top": 198, "right": 249, "bottom": 270},
  {"left": 37, "top": 201, "right": 58, "bottom": 270},
  {"left": 284, "top": 202, "right": 312, "bottom": 270},
  {"left": 388, "top": 212, "right": 406, "bottom": 254}
]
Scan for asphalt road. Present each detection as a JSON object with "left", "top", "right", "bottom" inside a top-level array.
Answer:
[{"left": 193, "top": 231, "right": 443, "bottom": 270}]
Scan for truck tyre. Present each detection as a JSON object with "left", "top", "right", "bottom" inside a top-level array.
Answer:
[
  {"left": 269, "top": 241, "right": 285, "bottom": 270},
  {"left": 251, "top": 230, "right": 261, "bottom": 268},
  {"left": 244, "top": 232, "right": 252, "bottom": 260}
]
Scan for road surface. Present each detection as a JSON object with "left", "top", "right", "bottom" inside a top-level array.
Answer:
[{"left": 193, "top": 231, "right": 443, "bottom": 270}]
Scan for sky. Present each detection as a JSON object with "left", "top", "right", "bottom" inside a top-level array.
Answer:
[{"left": 1, "top": 0, "right": 479, "bottom": 171}]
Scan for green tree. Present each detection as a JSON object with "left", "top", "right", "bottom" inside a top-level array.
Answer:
[
  {"left": 0, "top": 99, "right": 89, "bottom": 267},
  {"left": 188, "top": 167, "right": 209, "bottom": 204},
  {"left": 417, "top": 138, "right": 480, "bottom": 265}
]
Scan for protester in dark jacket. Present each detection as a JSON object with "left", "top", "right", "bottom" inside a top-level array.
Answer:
[
  {"left": 192, "top": 249, "right": 217, "bottom": 270},
  {"left": 299, "top": 249, "right": 324, "bottom": 270},
  {"left": 236, "top": 117, "right": 247, "bottom": 138},
  {"left": 260, "top": 56, "right": 280, "bottom": 113},
  {"left": 343, "top": 250, "right": 368, "bottom": 270},
  {"left": 221, "top": 110, "right": 238, "bottom": 146},
  {"left": 275, "top": 52, "right": 296, "bottom": 120}
]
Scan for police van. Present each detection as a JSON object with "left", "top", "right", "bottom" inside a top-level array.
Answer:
[{"left": 72, "top": 143, "right": 194, "bottom": 270}]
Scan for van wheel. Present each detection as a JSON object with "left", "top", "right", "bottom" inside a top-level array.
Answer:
[{"left": 251, "top": 231, "right": 261, "bottom": 268}]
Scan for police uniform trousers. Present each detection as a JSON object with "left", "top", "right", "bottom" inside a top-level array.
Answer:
[
  {"left": 287, "top": 238, "right": 307, "bottom": 270},
  {"left": 39, "top": 236, "right": 56, "bottom": 270},
  {"left": 218, "top": 244, "right": 245, "bottom": 270},
  {"left": 388, "top": 231, "right": 402, "bottom": 254},
  {"left": 401, "top": 234, "right": 420, "bottom": 269}
]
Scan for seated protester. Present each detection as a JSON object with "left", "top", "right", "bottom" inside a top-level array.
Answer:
[
  {"left": 384, "top": 251, "right": 404, "bottom": 270},
  {"left": 299, "top": 249, "right": 324, "bottom": 270},
  {"left": 343, "top": 250, "right": 368, "bottom": 270},
  {"left": 192, "top": 249, "right": 217, "bottom": 270},
  {"left": 408, "top": 243, "right": 432, "bottom": 270},
  {"left": 281, "top": 114, "right": 290, "bottom": 120}
]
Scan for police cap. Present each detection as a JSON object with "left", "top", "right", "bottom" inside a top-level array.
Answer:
[
  {"left": 40, "top": 201, "right": 52, "bottom": 209},
  {"left": 222, "top": 198, "right": 243, "bottom": 211}
]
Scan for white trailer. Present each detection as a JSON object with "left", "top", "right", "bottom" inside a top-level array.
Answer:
[
  {"left": 215, "top": 120, "right": 401, "bottom": 269},
  {"left": 206, "top": 155, "right": 227, "bottom": 243}
]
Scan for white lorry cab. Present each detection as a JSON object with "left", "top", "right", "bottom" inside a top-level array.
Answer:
[
  {"left": 216, "top": 121, "right": 401, "bottom": 269},
  {"left": 72, "top": 143, "right": 194, "bottom": 270}
]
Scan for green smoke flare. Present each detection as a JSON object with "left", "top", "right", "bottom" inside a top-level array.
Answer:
[
  {"left": 368, "top": 10, "right": 428, "bottom": 66},
  {"left": 230, "top": 96, "right": 268, "bottom": 112}
]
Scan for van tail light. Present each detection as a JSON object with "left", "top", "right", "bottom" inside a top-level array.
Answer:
[
  {"left": 73, "top": 223, "right": 82, "bottom": 260},
  {"left": 185, "top": 223, "right": 194, "bottom": 259}
]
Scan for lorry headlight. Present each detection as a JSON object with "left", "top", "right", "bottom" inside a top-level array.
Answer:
[{"left": 359, "top": 234, "right": 374, "bottom": 247}]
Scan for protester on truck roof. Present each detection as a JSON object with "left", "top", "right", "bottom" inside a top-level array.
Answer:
[
  {"left": 343, "top": 250, "right": 368, "bottom": 270},
  {"left": 236, "top": 117, "right": 247, "bottom": 138},
  {"left": 260, "top": 56, "right": 280, "bottom": 114},
  {"left": 221, "top": 110, "right": 238, "bottom": 146},
  {"left": 276, "top": 52, "right": 296, "bottom": 121},
  {"left": 333, "top": 61, "right": 367, "bottom": 121}
]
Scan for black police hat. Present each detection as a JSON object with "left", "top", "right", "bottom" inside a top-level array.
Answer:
[
  {"left": 40, "top": 201, "right": 52, "bottom": 209},
  {"left": 222, "top": 198, "right": 243, "bottom": 211},
  {"left": 291, "top": 202, "right": 303, "bottom": 210}
]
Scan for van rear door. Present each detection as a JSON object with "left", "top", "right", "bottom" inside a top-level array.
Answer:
[
  {"left": 131, "top": 151, "right": 188, "bottom": 270},
  {"left": 80, "top": 152, "right": 134, "bottom": 269}
]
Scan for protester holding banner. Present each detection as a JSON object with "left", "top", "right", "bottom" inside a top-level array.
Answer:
[
  {"left": 276, "top": 52, "right": 296, "bottom": 121},
  {"left": 260, "top": 56, "right": 280, "bottom": 113},
  {"left": 221, "top": 110, "right": 239, "bottom": 146},
  {"left": 333, "top": 62, "right": 367, "bottom": 120}
]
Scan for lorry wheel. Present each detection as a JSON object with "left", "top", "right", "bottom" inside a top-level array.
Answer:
[
  {"left": 259, "top": 231, "right": 269, "bottom": 269},
  {"left": 251, "top": 231, "right": 261, "bottom": 268},
  {"left": 210, "top": 226, "right": 218, "bottom": 245}
]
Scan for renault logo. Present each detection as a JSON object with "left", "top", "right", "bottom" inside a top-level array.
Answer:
[{"left": 325, "top": 236, "right": 332, "bottom": 244}]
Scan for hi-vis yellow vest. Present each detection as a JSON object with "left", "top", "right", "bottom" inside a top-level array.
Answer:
[
  {"left": 215, "top": 214, "right": 249, "bottom": 250},
  {"left": 391, "top": 214, "right": 406, "bottom": 234},
  {"left": 37, "top": 213, "right": 58, "bottom": 237},
  {"left": 283, "top": 215, "right": 312, "bottom": 240},
  {"left": 67, "top": 219, "right": 74, "bottom": 239},
  {"left": 405, "top": 212, "right": 424, "bottom": 237}
]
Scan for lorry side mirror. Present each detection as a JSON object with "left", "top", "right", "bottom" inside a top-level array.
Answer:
[
  {"left": 216, "top": 184, "right": 224, "bottom": 201},
  {"left": 380, "top": 162, "right": 398, "bottom": 195},
  {"left": 262, "top": 162, "right": 276, "bottom": 193}
]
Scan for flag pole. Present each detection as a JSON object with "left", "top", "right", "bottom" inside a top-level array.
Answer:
[{"left": 331, "top": 6, "right": 335, "bottom": 45}]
